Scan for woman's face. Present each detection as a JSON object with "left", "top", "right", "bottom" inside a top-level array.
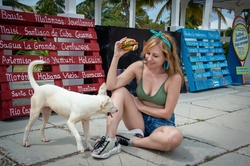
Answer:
[{"left": 144, "top": 44, "right": 165, "bottom": 69}]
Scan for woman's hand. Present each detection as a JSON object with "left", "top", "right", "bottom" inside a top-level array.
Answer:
[
  {"left": 133, "top": 96, "right": 144, "bottom": 113},
  {"left": 133, "top": 96, "right": 166, "bottom": 117},
  {"left": 114, "top": 37, "right": 129, "bottom": 58}
]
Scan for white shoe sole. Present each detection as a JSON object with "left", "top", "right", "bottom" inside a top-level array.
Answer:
[
  {"left": 117, "top": 128, "right": 144, "bottom": 137},
  {"left": 91, "top": 143, "right": 121, "bottom": 159}
]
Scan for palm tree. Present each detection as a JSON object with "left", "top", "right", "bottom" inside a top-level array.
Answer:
[
  {"left": 36, "top": 0, "right": 65, "bottom": 15},
  {"left": 153, "top": 0, "right": 171, "bottom": 26},
  {"left": 76, "top": 0, "right": 95, "bottom": 19},
  {"left": 76, "top": 0, "right": 162, "bottom": 28},
  {"left": 153, "top": 0, "right": 227, "bottom": 29},
  {"left": 109, "top": 0, "right": 166, "bottom": 28},
  {"left": 99, "top": 0, "right": 130, "bottom": 27},
  {"left": 153, "top": 0, "right": 203, "bottom": 28},
  {"left": 185, "top": 1, "right": 203, "bottom": 29},
  {"left": 135, "top": 0, "right": 166, "bottom": 29},
  {"left": 242, "top": 9, "right": 250, "bottom": 30},
  {"left": 3, "top": 0, "right": 34, "bottom": 12}
]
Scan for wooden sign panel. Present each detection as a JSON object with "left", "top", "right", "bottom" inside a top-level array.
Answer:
[
  {"left": 0, "top": 9, "right": 105, "bottom": 120},
  {"left": 1, "top": 82, "right": 103, "bottom": 100},
  {"left": 0, "top": 24, "right": 97, "bottom": 39},
  {"left": 0, "top": 70, "right": 105, "bottom": 83},
  {"left": 1, "top": 55, "right": 102, "bottom": 65},
  {"left": 0, "top": 40, "right": 100, "bottom": 51},
  {"left": 0, "top": 9, "right": 94, "bottom": 28},
  {"left": 2, "top": 83, "right": 101, "bottom": 118},
  {"left": 179, "top": 28, "right": 232, "bottom": 92}
]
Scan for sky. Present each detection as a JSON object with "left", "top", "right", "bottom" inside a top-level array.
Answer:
[{"left": 18, "top": 0, "right": 235, "bottom": 29}]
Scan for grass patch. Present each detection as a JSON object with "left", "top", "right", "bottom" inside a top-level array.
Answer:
[
  {"left": 204, "top": 156, "right": 214, "bottom": 162},
  {"left": 196, "top": 119, "right": 205, "bottom": 122}
]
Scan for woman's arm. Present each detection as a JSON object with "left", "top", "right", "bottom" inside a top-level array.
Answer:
[
  {"left": 106, "top": 37, "right": 141, "bottom": 91},
  {"left": 106, "top": 61, "right": 142, "bottom": 91},
  {"left": 106, "top": 37, "right": 128, "bottom": 90},
  {"left": 134, "top": 73, "right": 182, "bottom": 119}
]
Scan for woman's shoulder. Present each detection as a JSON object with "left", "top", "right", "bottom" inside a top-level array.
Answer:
[
  {"left": 127, "top": 60, "right": 143, "bottom": 78},
  {"left": 169, "top": 72, "right": 182, "bottom": 84},
  {"left": 129, "top": 60, "right": 143, "bottom": 68},
  {"left": 165, "top": 73, "right": 182, "bottom": 92},
  {"left": 169, "top": 73, "right": 183, "bottom": 85}
]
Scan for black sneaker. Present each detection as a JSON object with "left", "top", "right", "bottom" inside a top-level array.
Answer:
[
  {"left": 91, "top": 136, "right": 121, "bottom": 159},
  {"left": 116, "top": 129, "right": 144, "bottom": 146}
]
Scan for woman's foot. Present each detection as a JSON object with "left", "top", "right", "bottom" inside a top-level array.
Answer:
[
  {"left": 116, "top": 129, "right": 144, "bottom": 146},
  {"left": 91, "top": 136, "right": 121, "bottom": 159}
]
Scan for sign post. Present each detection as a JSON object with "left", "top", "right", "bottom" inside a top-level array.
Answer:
[{"left": 228, "top": 16, "right": 249, "bottom": 85}]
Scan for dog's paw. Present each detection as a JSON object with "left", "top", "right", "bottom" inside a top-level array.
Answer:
[
  {"left": 79, "top": 150, "right": 85, "bottom": 154},
  {"left": 87, "top": 146, "right": 94, "bottom": 151},
  {"left": 41, "top": 138, "right": 50, "bottom": 142},
  {"left": 23, "top": 142, "right": 30, "bottom": 147}
]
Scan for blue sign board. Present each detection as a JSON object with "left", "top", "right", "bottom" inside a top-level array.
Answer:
[{"left": 178, "top": 28, "right": 232, "bottom": 92}]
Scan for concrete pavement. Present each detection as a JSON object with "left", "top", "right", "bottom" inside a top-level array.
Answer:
[{"left": 0, "top": 84, "right": 250, "bottom": 166}]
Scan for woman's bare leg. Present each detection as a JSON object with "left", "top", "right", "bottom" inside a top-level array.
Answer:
[
  {"left": 106, "top": 87, "right": 144, "bottom": 139},
  {"left": 132, "top": 126, "right": 183, "bottom": 151}
]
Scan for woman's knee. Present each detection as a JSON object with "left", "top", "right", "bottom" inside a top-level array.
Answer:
[
  {"left": 111, "top": 87, "right": 129, "bottom": 97},
  {"left": 157, "top": 128, "right": 183, "bottom": 151},
  {"left": 167, "top": 128, "right": 183, "bottom": 150},
  {"left": 111, "top": 87, "right": 133, "bottom": 104}
]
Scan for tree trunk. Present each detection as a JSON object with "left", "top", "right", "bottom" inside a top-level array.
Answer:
[{"left": 121, "top": 0, "right": 130, "bottom": 27}]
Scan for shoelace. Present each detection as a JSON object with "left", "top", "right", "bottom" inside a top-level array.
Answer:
[
  {"left": 117, "top": 133, "right": 144, "bottom": 146},
  {"left": 93, "top": 136, "right": 106, "bottom": 150},
  {"left": 117, "top": 138, "right": 130, "bottom": 146}
]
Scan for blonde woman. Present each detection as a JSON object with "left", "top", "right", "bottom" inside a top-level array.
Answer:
[{"left": 92, "top": 30, "right": 184, "bottom": 159}]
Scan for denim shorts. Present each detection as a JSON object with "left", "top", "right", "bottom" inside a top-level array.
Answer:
[{"left": 142, "top": 113, "right": 176, "bottom": 137}]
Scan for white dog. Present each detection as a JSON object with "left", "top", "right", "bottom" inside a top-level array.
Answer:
[{"left": 23, "top": 60, "right": 117, "bottom": 153}]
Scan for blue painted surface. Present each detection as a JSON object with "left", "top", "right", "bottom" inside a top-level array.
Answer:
[{"left": 178, "top": 28, "right": 232, "bottom": 92}]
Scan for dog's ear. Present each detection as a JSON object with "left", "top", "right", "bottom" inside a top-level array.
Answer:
[
  {"left": 98, "top": 82, "right": 107, "bottom": 95},
  {"left": 101, "top": 98, "right": 109, "bottom": 108}
]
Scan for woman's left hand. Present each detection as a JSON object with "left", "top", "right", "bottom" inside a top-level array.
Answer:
[{"left": 133, "top": 96, "right": 144, "bottom": 112}]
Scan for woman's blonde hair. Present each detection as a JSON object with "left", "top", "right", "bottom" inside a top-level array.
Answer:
[{"left": 141, "top": 32, "right": 183, "bottom": 79}]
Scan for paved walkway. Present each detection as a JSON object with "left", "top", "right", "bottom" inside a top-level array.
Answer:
[{"left": 0, "top": 85, "right": 250, "bottom": 166}]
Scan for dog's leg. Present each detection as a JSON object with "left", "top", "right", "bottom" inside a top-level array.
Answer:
[
  {"left": 23, "top": 109, "right": 40, "bottom": 147},
  {"left": 66, "top": 118, "right": 84, "bottom": 153},
  {"left": 82, "top": 118, "right": 92, "bottom": 151},
  {"left": 40, "top": 107, "right": 51, "bottom": 142}
]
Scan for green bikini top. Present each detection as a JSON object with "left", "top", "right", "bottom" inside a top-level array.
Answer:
[{"left": 136, "top": 63, "right": 168, "bottom": 106}]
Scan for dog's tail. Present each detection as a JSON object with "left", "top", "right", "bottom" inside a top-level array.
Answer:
[{"left": 28, "top": 60, "right": 46, "bottom": 90}]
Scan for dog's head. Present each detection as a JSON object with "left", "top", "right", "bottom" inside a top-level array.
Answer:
[
  {"left": 98, "top": 82, "right": 107, "bottom": 96},
  {"left": 99, "top": 96, "right": 117, "bottom": 117}
]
